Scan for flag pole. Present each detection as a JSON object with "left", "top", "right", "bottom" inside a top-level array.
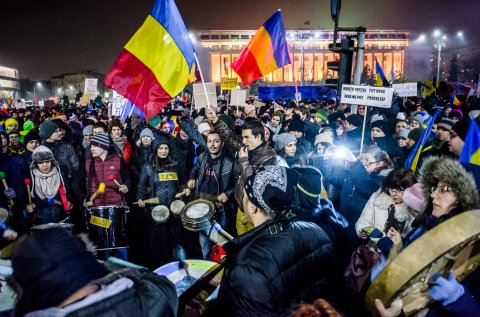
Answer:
[
  {"left": 359, "top": 106, "right": 368, "bottom": 155},
  {"left": 194, "top": 53, "right": 212, "bottom": 110}
]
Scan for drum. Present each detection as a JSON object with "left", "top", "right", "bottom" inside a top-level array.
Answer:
[
  {"left": 31, "top": 223, "right": 74, "bottom": 232},
  {"left": 181, "top": 199, "right": 215, "bottom": 232},
  {"left": 154, "top": 260, "right": 223, "bottom": 297},
  {"left": 151, "top": 205, "right": 170, "bottom": 223},
  {"left": 0, "top": 208, "right": 9, "bottom": 223},
  {"left": 170, "top": 200, "right": 185, "bottom": 216},
  {"left": 86, "top": 206, "right": 128, "bottom": 249}
]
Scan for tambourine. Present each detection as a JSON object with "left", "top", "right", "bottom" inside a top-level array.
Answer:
[
  {"left": 170, "top": 200, "right": 185, "bottom": 216},
  {"left": 365, "top": 209, "right": 480, "bottom": 316},
  {"left": 181, "top": 199, "right": 215, "bottom": 232},
  {"left": 151, "top": 205, "right": 170, "bottom": 224}
]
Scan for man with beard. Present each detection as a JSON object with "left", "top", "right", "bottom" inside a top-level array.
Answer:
[
  {"left": 205, "top": 165, "right": 334, "bottom": 316},
  {"left": 188, "top": 131, "right": 239, "bottom": 258}
]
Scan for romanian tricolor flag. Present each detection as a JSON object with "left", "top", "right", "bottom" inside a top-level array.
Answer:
[
  {"left": 104, "top": 0, "right": 195, "bottom": 120},
  {"left": 231, "top": 10, "right": 291, "bottom": 86},
  {"left": 459, "top": 119, "right": 480, "bottom": 166},
  {"left": 404, "top": 109, "right": 441, "bottom": 171},
  {"left": 450, "top": 95, "right": 462, "bottom": 107},
  {"left": 375, "top": 59, "right": 389, "bottom": 87}
]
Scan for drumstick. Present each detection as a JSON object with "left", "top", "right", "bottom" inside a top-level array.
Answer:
[
  {"left": 213, "top": 223, "right": 234, "bottom": 240},
  {"left": 108, "top": 175, "right": 122, "bottom": 188},
  {"left": 175, "top": 189, "right": 187, "bottom": 199},
  {"left": 24, "top": 178, "right": 32, "bottom": 204},
  {"left": 133, "top": 197, "right": 160, "bottom": 205},
  {"left": 89, "top": 182, "right": 106, "bottom": 202},
  {"left": 0, "top": 172, "right": 14, "bottom": 206}
]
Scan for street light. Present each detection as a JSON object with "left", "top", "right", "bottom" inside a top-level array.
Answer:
[
  {"left": 33, "top": 82, "right": 42, "bottom": 99},
  {"left": 433, "top": 34, "right": 446, "bottom": 82}
]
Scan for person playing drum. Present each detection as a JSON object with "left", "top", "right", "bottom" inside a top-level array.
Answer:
[
  {"left": 26, "top": 145, "right": 73, "bottom": 226},
  {"left": 136, "top": 139, "right": 193, "bottom": 269}
]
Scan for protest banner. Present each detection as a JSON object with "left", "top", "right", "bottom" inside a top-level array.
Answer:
[
  {"left": 230, "top": 90, "right": 247, "bottom": 106},
  {"left": 221, "top": 77, "right": 238, "bottom": 90},
  {"left": 392, "top": 83, "right": 418, "bottom": 97},
  {"left": 340, "top": 84, "right": 394, "bottom": 108},
  {"left": 84, "top": 78, "right": 98, "bottom": 95},
  {"left": 193, "top": 83, "right": 217, "bottom": 109}
]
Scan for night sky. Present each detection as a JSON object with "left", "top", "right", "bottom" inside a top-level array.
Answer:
[{"left": 1, "top": 0, "right": 478, "bottom": 80}]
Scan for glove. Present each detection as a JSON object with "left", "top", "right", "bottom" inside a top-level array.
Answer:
[
  {"left": 4, "top": 188, "right": 16, "bottom": 199},
  {"left": 429, "top": 270, "right": 464, "bottom": 306}
]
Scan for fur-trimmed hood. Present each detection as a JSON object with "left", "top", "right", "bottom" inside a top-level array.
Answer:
[{"left": 418, "top": 156, "right": 479, "bottom": 212}]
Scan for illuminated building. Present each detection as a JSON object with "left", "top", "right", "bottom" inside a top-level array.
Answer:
[
  {"left": 194, "top": 29, "right": 409, "bottom": 85},
  {"left": 0, "top": 65, "right": 20, "bottom": 97}
]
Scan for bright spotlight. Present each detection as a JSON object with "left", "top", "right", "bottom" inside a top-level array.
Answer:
[
  {"left": 442, "top": 35, "right": 447, "bottom": 40},
  {"left": 418, "top": 34, "right": 426, "bottom": 41},
  {"left": 433, "top": 29, "right": 441, "bottom": 37},
  {"left": 457, "top": 31, "right": 463, "bottom": 38}
]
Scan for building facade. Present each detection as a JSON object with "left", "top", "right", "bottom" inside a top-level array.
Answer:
[
  {"left": 0, "top": 65, "right": 20, "bottom": 98},
  {"left": 194, "top": 29, "right": 409, "bottom": 85},
  {"left": 51, "top": 70, "right": 106, "bottom": 98}
]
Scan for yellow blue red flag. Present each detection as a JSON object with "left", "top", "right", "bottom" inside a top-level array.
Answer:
[{"left": 459, "top": 119, "right": 480, "bottom": 166}]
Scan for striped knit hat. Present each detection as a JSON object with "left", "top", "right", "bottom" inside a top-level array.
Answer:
[{"left": 90, "top": 132, "right": 110, "bottom": 150}]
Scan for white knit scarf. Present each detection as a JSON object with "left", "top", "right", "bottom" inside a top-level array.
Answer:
[{"left": 32, "top": 168, "right": 61, "bottom": 200}]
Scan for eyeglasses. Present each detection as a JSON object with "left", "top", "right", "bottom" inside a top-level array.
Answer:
[{"left": 432, "top": 185, "right": 453, "bottom": 194}]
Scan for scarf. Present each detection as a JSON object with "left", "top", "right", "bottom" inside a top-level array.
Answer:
[
  {"left": 111, "top": 136, "right": 126, "bottom": 151},
  {"left": 32, "top": 168, "right": 61, "bottom": 200}
]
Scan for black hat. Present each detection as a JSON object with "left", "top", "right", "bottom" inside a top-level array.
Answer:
[
  {"left": 245, "top": 165, "right": 300, "bottom": 216},
  {"left": 451, "top": 118, "right": 471, "bottom": 141},
  {"left": 39, "top": 121, "right": 59, "bottom": 140},
  {"left": 371, "top": 120, "right": 388, "bottom": 134},
  {"left": 290, "top": 164, "right": 323, "bottom": 197},
  {"left": 288, "top": 116, "right": 305, "bottom": 133},
  {"left": 23, "top": 130, "right": 41, "bottom": 144},
  {"left": 408, "top": 128, "right": 424, "bottom": 142},
  {"left": 12, "top": 228, "right": 109, "bottom": 316},
  {"left": 346, "top": 114, "right": 363, "bottom": 127}
]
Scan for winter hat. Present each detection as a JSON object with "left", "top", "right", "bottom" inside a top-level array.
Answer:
[
  {"left": 274, "top": 133, "right": 296, "bottom": 152},
  {"left": 371, "top": 120, "right": 388, "bottom": 134},
  {"left": 346, "top": 114, "right": 363, "bottom": 127},
  {"left": 418, "top": 111, "right": 432, "bottom": 125},
  {"left": 272, "top": 111, "right": 284, "bottom": 122},
  {"left": 4, "top": 118, "right": 18, "bottom": 129},
  {"left": 31, "top": 145, "right": 55, "bottom": 164},
  {"left": 82, "top": 125, "right": 93, "bottom": 136},
  {"left": 396, "top": 112, "right": 407, "bottom": 120},
  {"left": 288, "top": 117, "right": 305, "bottom": 133},
  {"left": 403, "top": 183, "right": 426, "bottom": 213},
  {"left": 408, "top": 128, "right": 424, "bottom": 143},
  {"left": 291, "top": 164, "right": 323, "bottom": 197},
  {"left": 197, "top": 121, "right": 211, "bottom": 135},
  {"left": 412, "top": 114, "right": 424, "bottom": 125},
  {"left": 244, "top": 165, "right": 300, "bottom": 216},
  {"left": 148, "top": 115, "right": 161, "bottom": 127},
  {"left": 451, "top": 118, "right": 471, "bottom": 141},
  {"left": 140, "top": 127, "right": 154, "bottom": 139},
  {"left": 370, "top": 114, "right": 385, "bottom": 124},
  {"left": 398, "top": 127, "right": 412, "bottom": 139},
  {"left": 12, "top": 228, "right": 110, "bottom": 316},
  {"left": 22, "top": 119, "right": 35, "bottom": 132},
  {"left": 244, "top": 104, "right": 256, "bottom": 116},
  {"left": 219, "top": 114, "right": 234, "bottom": 130},
  {"left": 90, "top": 132, "right": 110, "bottom": 150},
  {"left": 39, "top": 121, "right": 59, "bottom": 140},
  {"left": 449, "top": 108, "right": 464, "bottom": 121},
  {"left": 315, "top": 132, "right": 334, "bottom": 146},
  {"left": 436, "top": 118, "right": 455, "bottom": 131},
  {"left": 314, "top": 110, "right": 328, "bottom": 122},
  {"left": 24, "top": 130, "right": 41, "bottom": 145}
]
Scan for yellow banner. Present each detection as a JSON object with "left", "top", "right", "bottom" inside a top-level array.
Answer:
[
  {"left": 159, "top": 172, "right": 178, "bottom": 181},
  {"left": 90, "top": 215, "right": 112, "bottom": 229},
  {"left": 221, "top": 77, "right": 238, "bottom": 90}
]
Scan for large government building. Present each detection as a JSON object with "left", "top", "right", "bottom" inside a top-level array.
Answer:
[
  {"left": 193, "top": 29, "right": 410, "bottom": 85},
  {"left": 0, "top": 65, "right": 20, "bottom": 97}
]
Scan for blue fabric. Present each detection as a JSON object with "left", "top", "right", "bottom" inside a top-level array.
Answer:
[{"left": 258, "top": 86, "right": 337, "bottom": 101}]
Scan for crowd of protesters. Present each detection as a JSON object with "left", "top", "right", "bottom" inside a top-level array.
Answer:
[{"left": 0, "top": 92, "right": 479, "bottom": 316}]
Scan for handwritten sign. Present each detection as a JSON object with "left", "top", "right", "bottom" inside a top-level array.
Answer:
[
  {"left": 392, "top": 83, "right": 418, "bottom": 97},
  {"left": 340, "top": 85, "right": 394, "bottom": 108}
]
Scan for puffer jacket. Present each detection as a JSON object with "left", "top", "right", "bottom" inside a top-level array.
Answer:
[
  {"left": 42, "top": 140, "right": 79, "bottom": 186},
  {"left": 136, "top": 159, "right": 178, "bottom": 206},
  {"left": 205, "top": 218, "right": 335, "bottom": 317},
  {"left": 355, "top": 189, "right": 413, "bottom": 238}
]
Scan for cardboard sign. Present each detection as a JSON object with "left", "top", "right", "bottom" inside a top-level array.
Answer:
[
  {"left": 111, "top": 97, "right": 127, "bottom": 117},
  {"left": 392, "top": 83, "right": 418, "bottom": 97},
  {"left": 230, "top": 89, "right": 247, "bottom": 106},
  {"left": 193, "top": 83, "right": 217, "bottom": 109},
  {"left": 221, "top": 77, "right": 238, "bottom": 90},
  {"left": 340, "top": 85, "right": 394, "bottom": 108},
  {"left": 84, "top": 78, "right": 98, "bottom": 95}
]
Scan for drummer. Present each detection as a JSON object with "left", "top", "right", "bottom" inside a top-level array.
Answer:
[{"left": 26, "top": 145, "right": 73, "bottom": 226}]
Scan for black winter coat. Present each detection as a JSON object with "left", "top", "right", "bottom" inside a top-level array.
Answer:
[
  {"left": 171, "top": 135, "right": 195, "bottom": 187},
  {"left": 206, "top": 219, "right": 335, "bottom": 317},
  {"left": 136, "top": 160, "right": 178, "bottom": 206}
]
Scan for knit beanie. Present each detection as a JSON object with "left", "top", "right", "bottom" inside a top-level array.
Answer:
[
  {"left": 272, "top": 111, "right": 284, "bottom": 122},
  {"left": 397, "top": 127, "right": 412, "bottom": 139},
  {"left": 396, "top": 112, "right": 407, "bottom": 120},
  {"left": 371, "top": 120, "right": 388, "bottom": 135},
  {"left": 140, "top": 127, "right": 155, "bottom": 139},
  {"left": 418, "top": 111, "right": 432, "bottom": 125},
  {"left": 219, "top": 114, "right": 234, "bottom": 131},
  {"left": 244, "top": 104, "right": 256, "bottom": 116},
  {"left": 22, "top": 120, "right": 35, "bottom": 132},
  {"left": 346, "top": 114, "right": 363, "bottom": 127},
  {"left": 24, "top": 130, "right": 41, "bottom": 145},
  {"left": 288, "top": 117, "right": 305, "bottom": 133},
  {"left": 274, "top": 133, "right": 297, "bottom": 152},
  {"left": 31, "top": 145, "right": 55, "bottom": 164},
  {"left": 412, "top": 114, "right": 424, "bottom": 125},
  {"left": 408, "top": 128, "right": 424, "bottom": 142},
  {"left": 449, "top": 109, "right": 464, "bottom": 121},
  {"left": 402, "top": 183, "right": 426, "bottom": 213},
  {"left": 90, "top": 132, "right": 110, "bottom": 150},
  {"left": 436, "top": 118, "right": 455, "bottom": 131},
  {"left": 82, "top": 125, "right": 93, "bottom": 136},
  {"left": 12, "top": 228, "right": 109, "bottom": 316},
  {"left": 451, "top": 118, "right": 471, "bottom": 141},
  {"left": 370, "top": 114, "right": 385, "bottom": 124},
  {"left": 148, "top": 115, "right": 161, "bottom": 127},
  {"left": 197, "top": 121, "right": 211, "bottom": 135},
  {"left": 291, "top": 164, "right": 323, "bottom": 197},
  {"left": 4, "top": 118, "right": 18, "bottom": 129},
  {"left": 39, "top": 121, "right": 59, "bottom": 140},
  {"left": 314, "top": 109, "right": 328, "bottom": 122}
]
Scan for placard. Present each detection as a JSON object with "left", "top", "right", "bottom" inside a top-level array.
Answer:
[
  {"left": 230, "top": 89, "right": 247, "bottom": 106},
  {"left": 340, "top": 85, "right": 394, "bottom": 108},
  {"left": 193, "top": 83, "right": 217, "bottom": 109},
  {"left": 221, "top": 77, "right": 238, "bottom": 90},
  {"left": 392, "top": 83, "right": 418, "bottom": 97},
  {"left": 84, "top": 78, "right": 98, "bottom": 95},
  {"left": 110, "top": 97, "right": 127, "bottom": 117}
]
